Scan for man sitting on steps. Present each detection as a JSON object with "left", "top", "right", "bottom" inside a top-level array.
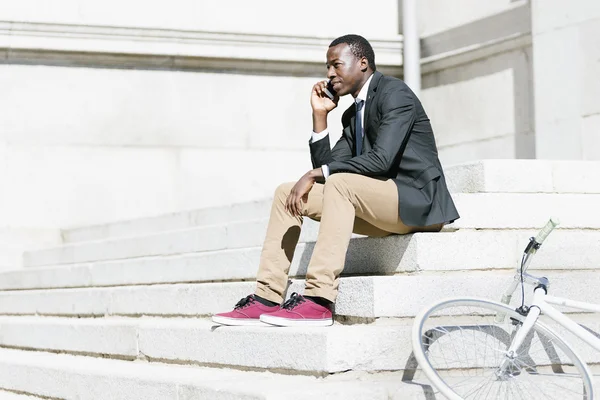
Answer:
[{"left": 213, "top": 34, "right": 459, "bottom": 327}]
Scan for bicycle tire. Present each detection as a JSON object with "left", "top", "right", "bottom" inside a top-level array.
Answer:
[{"left": 412, "top": 297, "right": 594, "bottom": 400}]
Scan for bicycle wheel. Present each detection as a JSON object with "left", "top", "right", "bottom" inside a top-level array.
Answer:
[{"left": 412, "top": 297, "right": 594, "bottom": 400}]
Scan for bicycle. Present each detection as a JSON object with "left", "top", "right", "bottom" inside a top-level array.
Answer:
[{"left": 412, "top": 218, "right": 600, "bottom": 399}]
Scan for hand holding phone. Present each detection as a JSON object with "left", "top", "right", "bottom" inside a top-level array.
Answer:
[
  {"left": 323, "top": 80, "right": 337, "bottom": 100},
  {"left": 311, "top": 80, "right": 338, "bottom": 115}
]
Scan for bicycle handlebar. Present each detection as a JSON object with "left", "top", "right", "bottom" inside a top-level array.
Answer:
[
  {"left": 534, "top": 217, "right": 560, "bottom": 245},
  {"left": 494, "top": 218, "right": 560, "bottom": 322}
]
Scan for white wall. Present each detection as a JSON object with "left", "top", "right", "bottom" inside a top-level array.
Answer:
[
  {"left": 416, "top": 0, "right": 523, "bottom": 36},
  {"left": 6, "top": 0, "right": 598, "bottom": 255},
  {"left": 0, "top": 64, "right": 357, "bottom": 229},
  {"left": 0, "top": 0, "right": 534, "bottom": 232},
  {"left": 0, "top": 0, "right": 399, "bottom": 37},
  {"left": 2, "top": 0, "right": 386, "bottom": 263},
  {"left": 422, "top": 46, "right": 534, "bottom": 165},
  {"left": 0, "top": 65, "right": 321, "bottom": 149},
  {"left": 0, "top": 144, "right": 314, "bottom": 228},
  {"left": 416, "top": 1, "right": 533, "bottom": 165},
  {"left": 532, "top": 0, "right": 600, "bottom": 160},
  {"left": 0, "top": 0, "right": 397, "bottom": 241}
]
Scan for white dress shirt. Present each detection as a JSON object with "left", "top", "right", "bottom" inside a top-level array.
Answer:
[{"left": 310, "top": 74, "right": 374, "bottom": 179}]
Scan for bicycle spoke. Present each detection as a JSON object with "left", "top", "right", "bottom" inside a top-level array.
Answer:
[
  {"left": 462, "top": 373, "right": 496, "bottom": 399},
  {"left": 413, "top": 299, "right": 592, "bottom": 400}
]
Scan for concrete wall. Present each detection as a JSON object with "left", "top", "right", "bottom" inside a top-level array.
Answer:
[
  {"left": 0, "top": 0, "right": 398, "bottom": 37},
  {"left": 0, "top": 0, "right": 399, "bottom": 37},
  {"left": 0, "top": 66, "right": 320, "bottom": 149},
  {"left": 417, "top": 0, "right": 600, "bottom": 163},
  {"left": 0, "top": 1, "right": 401, "bottom": 228},
  {"left": 531, "top": 0, "right": 600, "bottom": 160},
  {"left": 422, "top": 47, "right": 534, "bottom": 165},
  {"left": 0, "top": 64, "right": 359, "bottom": 227},
  {"left": 3, "top": 0, "right": 599, "bottom": 259},
  {"left": 415, "top": 0, "right": 523, "bottom": 36},
  {"left": 418, "top": 1, "right": 534, "bottom": 165},
  {"left": 1, "top": 0, "right": 541, "bottom": 233},
  {"left": 0, "top": 1, "right": 400, "bottom": 264}
]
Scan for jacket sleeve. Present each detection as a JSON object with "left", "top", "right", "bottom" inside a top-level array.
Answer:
[
  {"left": 327, "top": 88, "right": 416, "bottom": 176},
  {"left": 309, "top": 130, "right": 353, "bottom": 168}
]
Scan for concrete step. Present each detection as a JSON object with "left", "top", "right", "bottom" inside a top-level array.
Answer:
[
  {"left": 0, "top": 391, "right": 44, "bottom": 399},
  {"left": 445, "top": 159, "right": 600, "bottom": 195},
  {"left": 0, "top": 342, "right": 598, "bottom": 400},
  {"left": 60, "top": 160, "right": 600, "bottom": 244},
  {"left": 5, "top": 229, "right": 600, "bottom": 290},
  {"left": 24, "top": 218, "right": 322, "bottom": 268},
  {"left": 0, "top": 227, "right": 62, "bottom": 271},
  {"left": 62, "top": 199, "right": 273, "bottom": 244},
  {"left": 0, "top": 245, "right": 24, "bottom": 272},
  {"left": 0, "top": 313, "right": 597, "bottom": 376},
  {"left": 22, "top": 191, "right": 600, "bottom": 267},
  {"left": 0, "top": 348, "right": 431, "bottom": 400},
  {"left": 452, "top": 192, "right": 600, "bottom": 230},
  {"left": 0, "top": 271, "right": 598, "bottom": 320},
  {"left": 0, "top": 316, "right": 413, "bottom": 373}
]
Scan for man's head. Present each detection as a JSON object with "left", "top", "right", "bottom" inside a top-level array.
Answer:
[{"left": 326, "top": 34, "right": 376, "bottom": 98}]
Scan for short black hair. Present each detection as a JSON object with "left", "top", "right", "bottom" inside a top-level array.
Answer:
[{"left": 329, "top": 34, "right": 376, "bottom": 71}]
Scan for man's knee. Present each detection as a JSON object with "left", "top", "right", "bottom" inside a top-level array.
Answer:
[
  {"left": 324, "top": 173, "right": 350, "bottom": 186},
  {"left": 323, "top": 173, "right": 352, "bottom": 196},
  {"left": 274, "top": 181, "right": 295, "bottom": 199}
]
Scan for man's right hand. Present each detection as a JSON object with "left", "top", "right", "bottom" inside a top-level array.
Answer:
[{"left": 311, "top": 80, "right": 339, "bottom": 115}]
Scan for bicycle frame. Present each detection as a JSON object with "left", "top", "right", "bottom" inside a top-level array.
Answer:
[
  {"left": 413, "top": 219, "right": 599, "bottom": 398},
  {"left": 506, "top": 287, "right": 600, "bottom": 362}
]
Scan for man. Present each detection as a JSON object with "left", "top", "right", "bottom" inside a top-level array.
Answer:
[{"left": 213, "top": 34, "right": 459, "bottom": 327}]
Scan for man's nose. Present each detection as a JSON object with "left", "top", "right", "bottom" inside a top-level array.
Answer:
[{"left": 327, "top": 66, "right": 336, "bottom": 79}]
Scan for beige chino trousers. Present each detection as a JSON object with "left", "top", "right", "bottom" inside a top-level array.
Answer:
[{"left": 255, "top": 173, "right": 443, "bottom": 303}]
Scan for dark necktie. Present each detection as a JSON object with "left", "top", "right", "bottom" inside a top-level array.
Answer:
[{"left": 355, "top": 99, "right": 364, "bottom": 156}]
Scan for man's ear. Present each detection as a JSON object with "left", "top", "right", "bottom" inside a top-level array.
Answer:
[{"left": 360, "top": 57, "right": 369, "bottom": 72}]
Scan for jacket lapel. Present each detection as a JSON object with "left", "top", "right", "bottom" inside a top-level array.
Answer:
[{"left": 363, "top": 71, "right": 383, "bottom": 137}]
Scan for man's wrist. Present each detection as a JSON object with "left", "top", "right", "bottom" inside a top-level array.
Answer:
[
  {"left": 307, "top": 167, "right": 324, "bottom": 180},
  {"left": 312, "top": 111, "right": 328, "bottom": 133}
]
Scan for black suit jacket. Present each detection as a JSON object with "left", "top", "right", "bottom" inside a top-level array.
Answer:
[{"left": 309, "top": 71, "right": 459, "bottom": 227}]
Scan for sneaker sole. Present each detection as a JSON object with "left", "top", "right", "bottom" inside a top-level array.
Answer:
[
  {"left": 211, "top": 316, "right": 267, "bottom": 326},
  {"left": 260, "top": 314, "right": 333, "bottom": 327}
]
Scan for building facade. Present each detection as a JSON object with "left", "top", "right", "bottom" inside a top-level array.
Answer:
[{"left": 0, "top": 0, "right": 598, "bottom": 267}]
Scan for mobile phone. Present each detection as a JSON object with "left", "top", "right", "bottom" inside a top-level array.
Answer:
[{"left": 323, "top": 80, "right": 337, "bottom": 100}]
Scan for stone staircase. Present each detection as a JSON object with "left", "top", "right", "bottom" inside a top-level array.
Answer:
[{"left": 0, "top": 159, "right": 599, "bottom": 399}]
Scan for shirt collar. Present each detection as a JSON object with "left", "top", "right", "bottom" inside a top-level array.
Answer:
[{"left": 355, "top": 73, "right": 374, "bottom": 103}]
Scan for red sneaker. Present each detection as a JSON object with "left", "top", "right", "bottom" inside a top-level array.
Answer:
[
  {"left": 260, "top": 293, "right": 333, "bottom": 327},
  {"left": 212, "top": 295, "right": 279, "bottom": 326}
]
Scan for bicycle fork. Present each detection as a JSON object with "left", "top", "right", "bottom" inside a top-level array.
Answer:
[{"left": 496, "top": 287, "right": 546, "bottom": 378}]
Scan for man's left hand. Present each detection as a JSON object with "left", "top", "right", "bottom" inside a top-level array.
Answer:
[{"left": 285, "top": 168, "right": 323, "bottom": 217}]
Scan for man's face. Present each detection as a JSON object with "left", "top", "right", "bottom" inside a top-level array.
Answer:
[{"left": 326, "top": 43, "right": 366, "bottom": 97}]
